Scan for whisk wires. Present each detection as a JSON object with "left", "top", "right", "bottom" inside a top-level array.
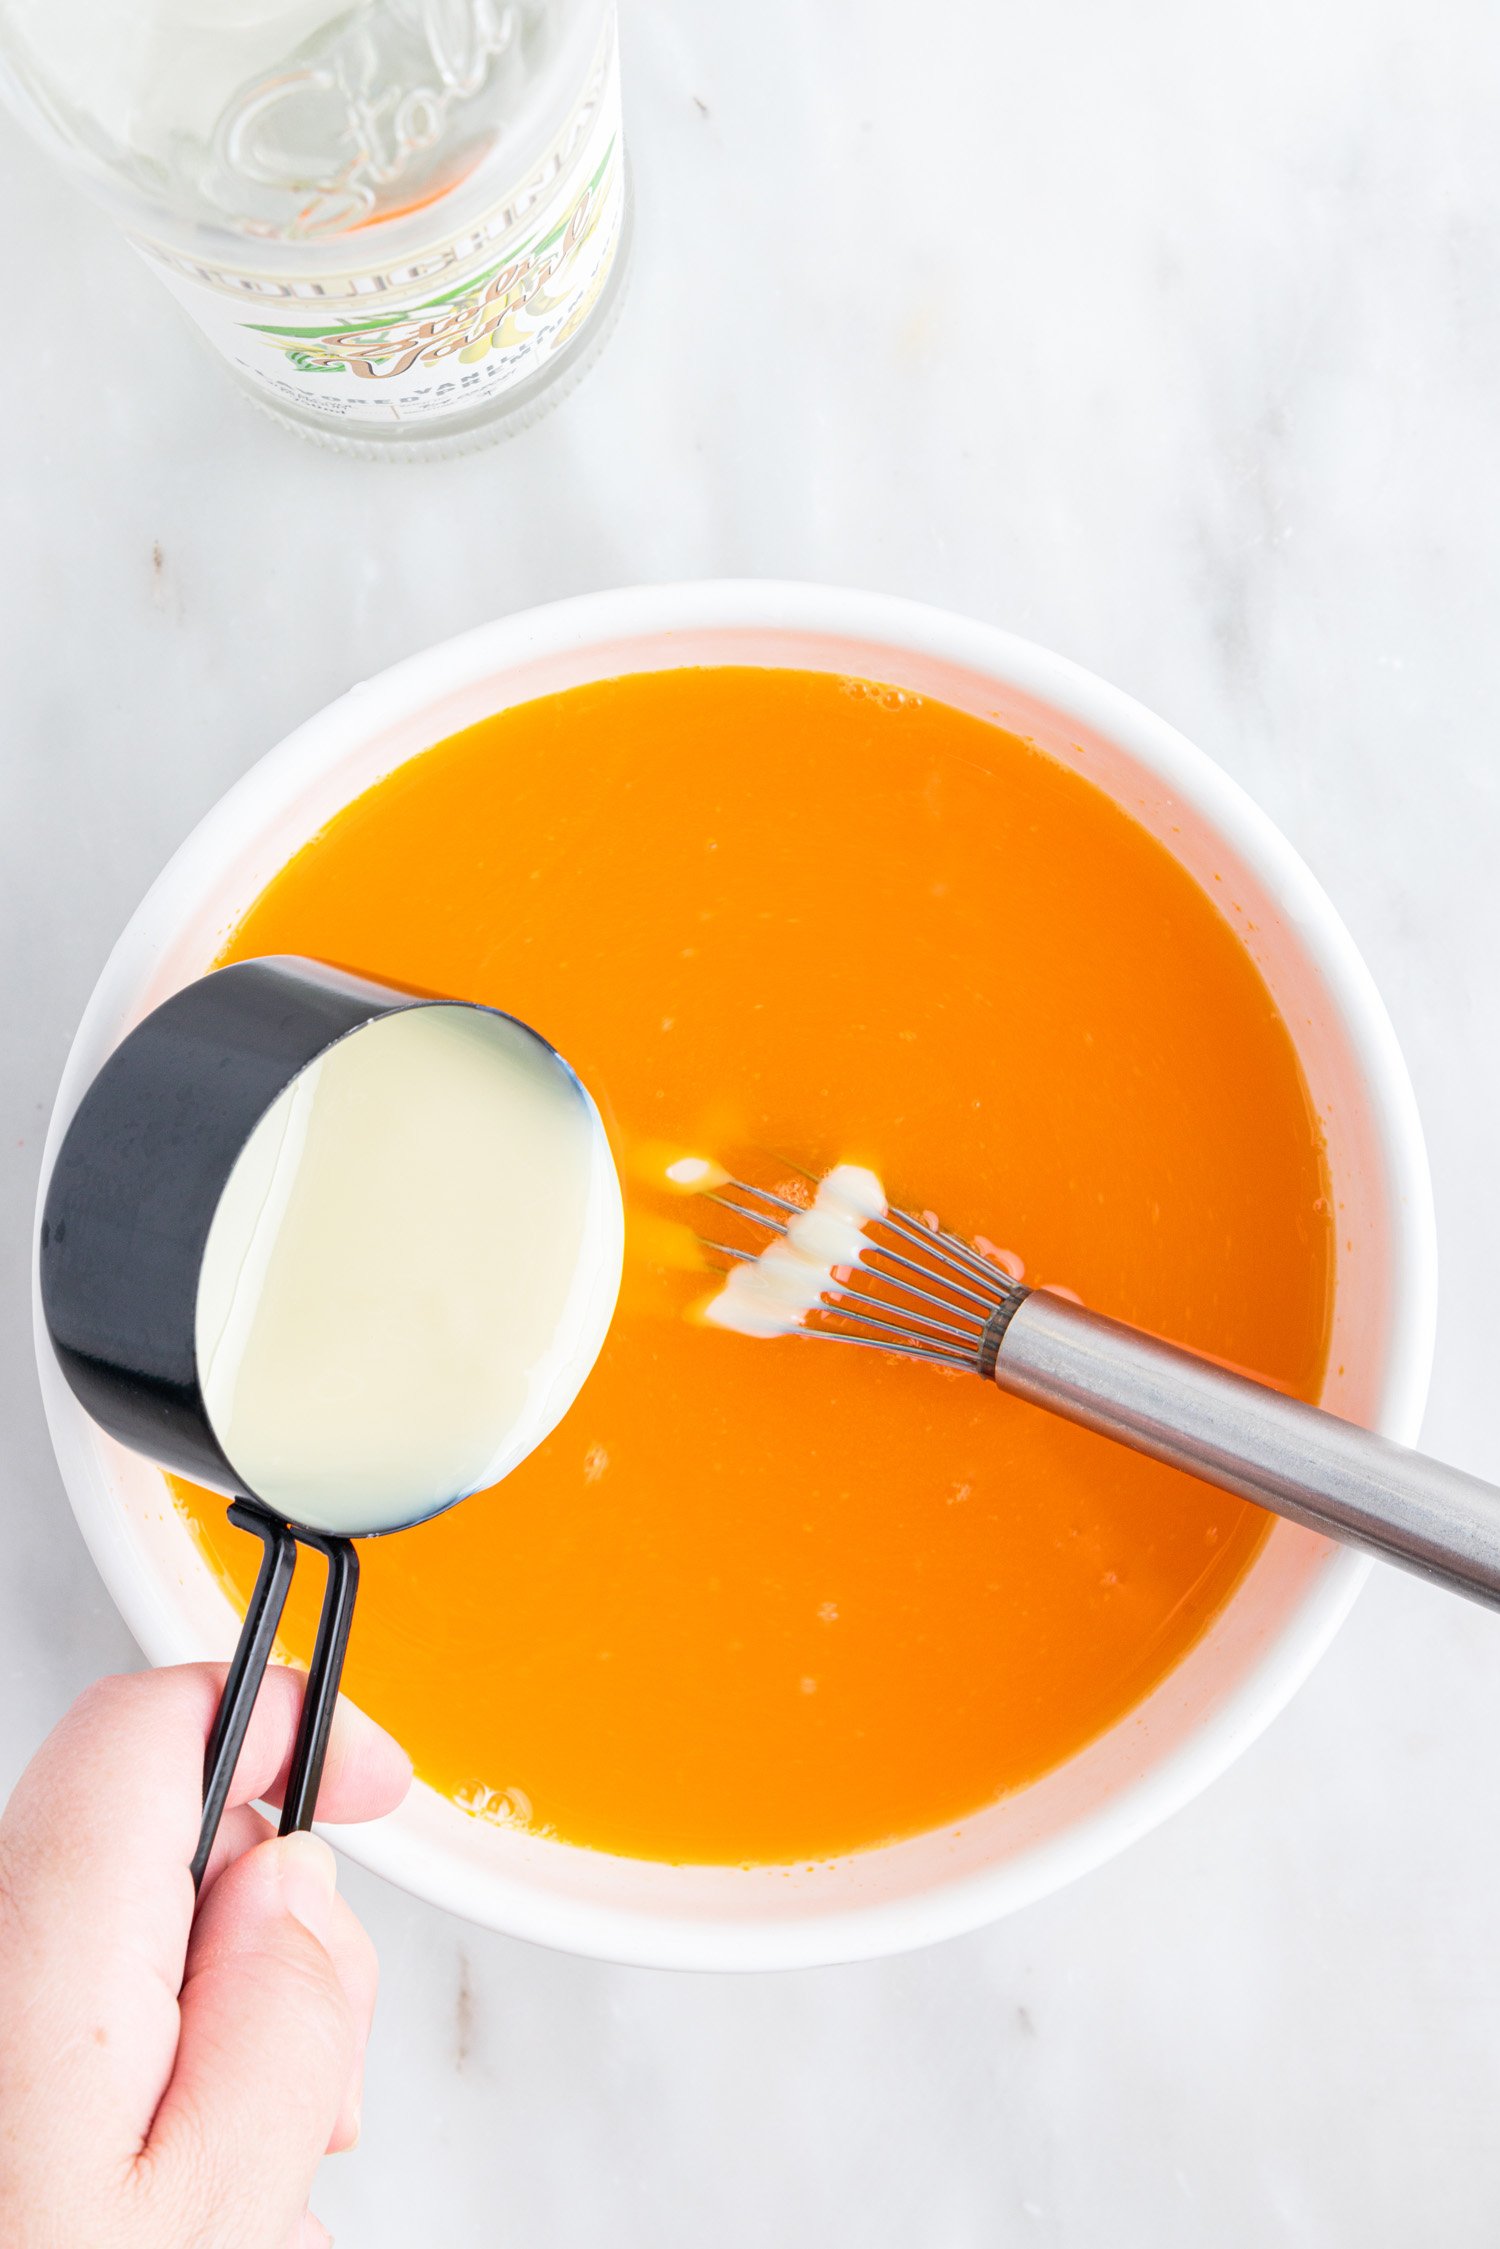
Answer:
[{"left": 699, "top": 1177, "right": 1029, "bottom": 1374}]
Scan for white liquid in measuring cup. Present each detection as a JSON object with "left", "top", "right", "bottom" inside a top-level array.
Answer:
[{"left": 195, "top": 1004, "right": 623, "bottom": 1535}]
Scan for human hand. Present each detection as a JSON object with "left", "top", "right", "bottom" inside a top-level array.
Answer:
[{"left": 0, "top": 1664, "right": 411, "bottom": 2248}]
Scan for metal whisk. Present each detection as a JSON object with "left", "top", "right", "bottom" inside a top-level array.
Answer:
[{"left": 701, "top": 1176, "right": 1500, "bottom": 1614}]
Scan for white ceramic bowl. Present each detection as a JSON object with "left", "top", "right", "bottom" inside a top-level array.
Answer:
[{"left": 33, "top": 583, "right": 1436, "bottom": 1970}]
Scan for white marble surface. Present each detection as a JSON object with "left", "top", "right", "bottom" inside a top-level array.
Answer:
[{"left": 4, "top": 0, "right": 1500, "bottom": 2239}]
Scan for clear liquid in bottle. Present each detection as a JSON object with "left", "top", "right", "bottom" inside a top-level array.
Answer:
[{"left": 0, "top": 0, "right": 629, "bottom": 452}]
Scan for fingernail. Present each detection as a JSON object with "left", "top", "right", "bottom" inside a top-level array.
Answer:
[{"left": 278, "top": 1831, "right": 337, "bottom": 1941}]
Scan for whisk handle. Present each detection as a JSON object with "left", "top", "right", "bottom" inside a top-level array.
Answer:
[{"left": 989, "top": 1291, "right": 1500, "bottom": 1610}]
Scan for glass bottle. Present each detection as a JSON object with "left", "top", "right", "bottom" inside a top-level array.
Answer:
[{"left": 0, "top": 0, "right": 630, "bottom": 455}]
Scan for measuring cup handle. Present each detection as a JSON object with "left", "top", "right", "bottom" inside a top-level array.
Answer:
[
  {"left": 192, "top": 1502, "right": 296, "bottom": 1889},
  {"left": 190, "top": 1503, "right": 361, "bottom": 1889},
  {"left": 278, "top": 1531, "right": 360, "bottom": 1838}
]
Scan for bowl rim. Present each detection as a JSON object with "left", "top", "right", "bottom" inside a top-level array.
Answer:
[{"left": 32, "top": 580, "right": 1437, "bottom": 1967}]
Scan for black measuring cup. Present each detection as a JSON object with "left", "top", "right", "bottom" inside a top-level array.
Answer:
[{"left": 39, "top": 955, "right": 621, "bottom": 1886}]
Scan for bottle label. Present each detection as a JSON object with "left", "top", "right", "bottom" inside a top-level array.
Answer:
[{"left": 130, "top": 23, "right": 623, "bottom": 433}]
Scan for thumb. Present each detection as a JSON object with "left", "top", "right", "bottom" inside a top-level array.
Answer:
[{"left": 141, "top": 1833, "right": 368, "bottom": 2248}]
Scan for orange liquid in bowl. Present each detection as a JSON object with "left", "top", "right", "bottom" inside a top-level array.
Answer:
[{"left": 171, "top": 666, "right": 1333, "bottom": 1865}]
